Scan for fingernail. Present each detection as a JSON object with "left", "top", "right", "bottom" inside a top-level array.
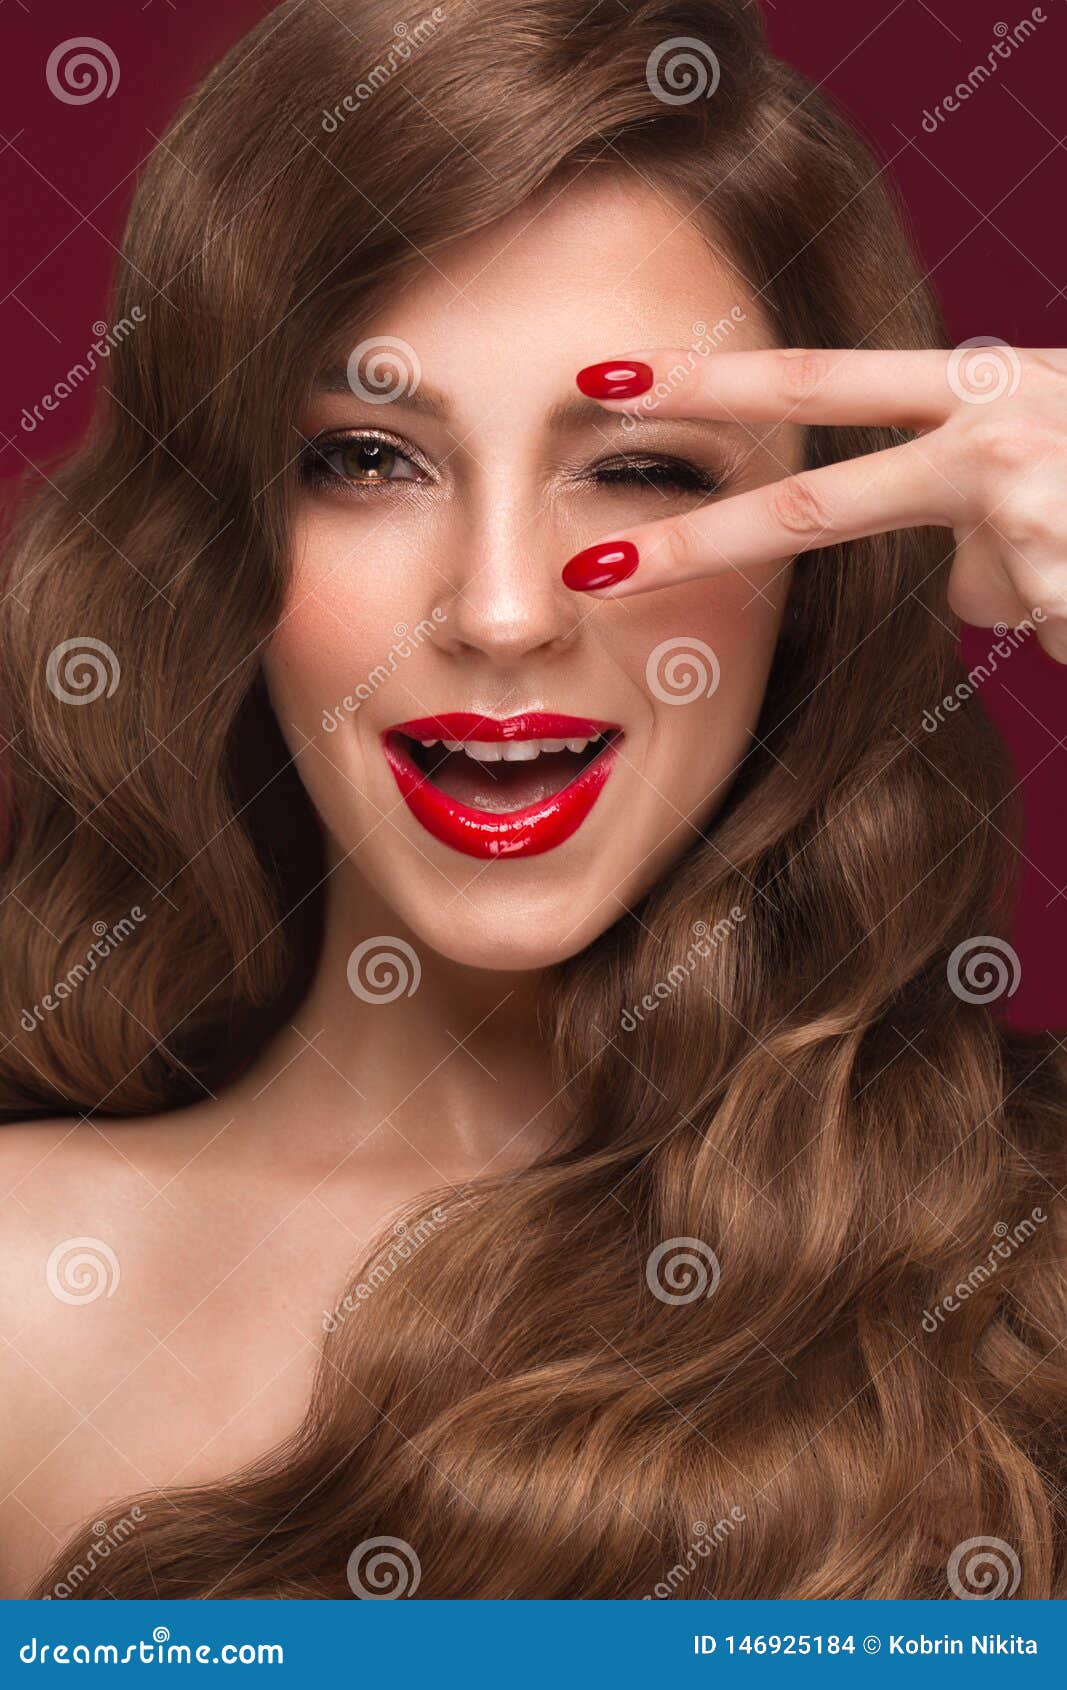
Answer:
[
  {"left": 575, "top": 361, "right": 654, "bottom": 400},
  {"left": 562, "top": 540, "right": 639, "bottom": 592}
]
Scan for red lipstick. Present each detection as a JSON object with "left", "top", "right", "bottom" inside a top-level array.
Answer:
[{"left": 382, "top": 712, "right": 621, "bottom": 859}]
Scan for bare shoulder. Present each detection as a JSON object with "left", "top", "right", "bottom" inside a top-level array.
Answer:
[
  {"left": 0, "top": 1107, "right": 244, "bottom": 1594},
  {"left": 0, "top": 1098, "right": 370, "bottom": 1595},
  {"left": 0, "top": 1115, "right": 149, "bottom": 1376},
  {"left": 0, "top": 1110, "right": 204, "bottom": 1339},
  {"left": 0, "top": 1101, "right": 264, "bottom": 1418}
]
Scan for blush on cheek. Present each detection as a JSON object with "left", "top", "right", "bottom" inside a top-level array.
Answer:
[
  {"left": 621, "top": 572, "right": 787, "bottom": 710},
  {"left": 267, "top": 599, "right": 351, "bottom": 706}
]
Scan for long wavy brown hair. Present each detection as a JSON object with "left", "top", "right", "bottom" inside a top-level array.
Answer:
[{"left": 3, "top": 0, "right": 1065, "bottom": 1600}]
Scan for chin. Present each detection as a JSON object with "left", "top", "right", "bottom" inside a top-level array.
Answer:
[{"left": 374, "top": 877, "right": 627, "bottom": 973}]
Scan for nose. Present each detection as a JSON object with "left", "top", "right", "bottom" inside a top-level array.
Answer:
[{"left": 433, "top": 497, "right": 584, "bottom": 666}]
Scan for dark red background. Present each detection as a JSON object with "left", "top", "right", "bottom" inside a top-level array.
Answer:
[{"left": 1, "top": 0, "right": 1064, "bottom": 1027}]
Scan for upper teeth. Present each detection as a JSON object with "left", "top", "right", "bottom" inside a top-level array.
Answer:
[{"left": 417, "top": 735, "right": 601, "bottom": 762}]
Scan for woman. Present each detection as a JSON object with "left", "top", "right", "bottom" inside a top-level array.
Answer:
[{"left": 0, "top": 0, "right": 1064, "bottom": 1600}]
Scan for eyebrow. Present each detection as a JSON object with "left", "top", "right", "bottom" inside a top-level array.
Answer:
[
  {"left": 315, "top": 362, "right": 452, "bottom": 421},
  {"left": 313, "top": 363, "right": 736, "bottom": 435}
]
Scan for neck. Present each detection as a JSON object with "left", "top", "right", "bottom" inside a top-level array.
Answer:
[{"left": 228, "top": 847, "right": 565, "bottom": 1179}]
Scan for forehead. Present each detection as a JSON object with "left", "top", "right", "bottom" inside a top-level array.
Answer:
[{"left": 324, "top": 174, "right": 775, "bottom": 401}]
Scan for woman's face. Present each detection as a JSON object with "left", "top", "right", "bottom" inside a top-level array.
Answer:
[{"left": 264, "top": 175, "right": 802, "bottom": 970}]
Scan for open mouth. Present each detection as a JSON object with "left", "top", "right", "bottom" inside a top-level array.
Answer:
[
  {"left": 393, "top": 729, "right": 615, "bottom": 812},
  {"left": 382, "top": 713, "right": 622, "bottom": 859}
]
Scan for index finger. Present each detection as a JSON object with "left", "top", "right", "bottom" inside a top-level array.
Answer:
[
  {"left": 576, "top": 347, "right": 964, "bottom": 429},
  {"left": 561, "top": 436, "right": 955, "bottom": 598}
]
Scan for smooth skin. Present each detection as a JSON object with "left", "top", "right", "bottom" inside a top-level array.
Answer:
[{"left": 564, "top": 346, "right": 1067, "bottom": 663}]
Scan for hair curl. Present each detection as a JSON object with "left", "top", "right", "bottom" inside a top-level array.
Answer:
[{"left": 2, "top": 0, "right": 1064, "bottom": 1600}]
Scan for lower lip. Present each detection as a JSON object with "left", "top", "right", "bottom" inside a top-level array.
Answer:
[{"left": 381, "top": 734, "right": 620, "bottom": 859}]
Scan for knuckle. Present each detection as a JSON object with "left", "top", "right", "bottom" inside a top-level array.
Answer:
[
  {"left": 1036, "top": 582, "right": 1067, "bottom": 620},
  {"left": 966, "top": 416, "right": 1041, "bottom": 473},
  {"left": 658, "top": 521, "right": 694, "bottom": 575},
  {"left": 768, "top": 473, "right": 833, "bottom": 540},
  {"left": 945, "top": 574, "right": 1003, "bottom": 627},
  {"left": 997, "top": 486, "right": 1059, "bottom": 544},
  {"left": 776, "top": 349, "right": 829, "bottom": 404}
]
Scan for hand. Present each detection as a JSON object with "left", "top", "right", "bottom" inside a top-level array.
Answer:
[{"left": 562, "top": 346, "right": 1067, "bottom": 665}]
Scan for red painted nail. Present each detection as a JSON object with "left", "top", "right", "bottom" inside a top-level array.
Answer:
[
  {"left": 562, "top": 540, "right": 639, "bottom": 592},
  {"left": 576, "top": 360, "right": 654, "bottom": 400}
]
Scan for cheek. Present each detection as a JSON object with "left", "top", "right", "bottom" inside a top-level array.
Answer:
[{"left": 265, "top": 514, "right": 424, "bottom": 735}]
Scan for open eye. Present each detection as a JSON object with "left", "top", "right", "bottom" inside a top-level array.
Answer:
[
  {"left": 589, "top": 455, "right": 722, "bottom": 496},
  {"left": 298, "top": 430, "right": 426, "bottom": 491}
]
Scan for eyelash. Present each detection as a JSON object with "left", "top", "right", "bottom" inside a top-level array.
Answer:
[
  {"left": 298, "top": 431, "right": 425, "bottom": 492},
  {"left": 589, "top": 458, "right": 720, "bottom": 495},
  {"left": 298, "top": 430, "right": 724, "bottom": 499}
]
